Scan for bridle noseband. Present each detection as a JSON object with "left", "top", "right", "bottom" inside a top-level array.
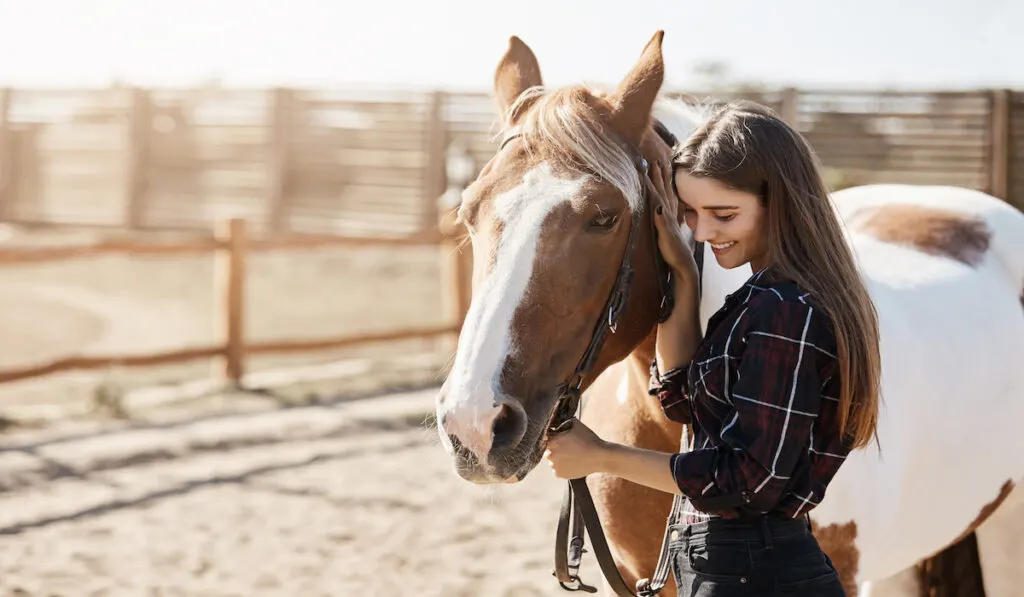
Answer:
[{"left": 494, "top": 119, "right": 697, "bottom": 597}]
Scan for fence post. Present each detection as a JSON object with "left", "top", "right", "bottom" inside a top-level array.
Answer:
[
  {"left": 988, "top": 89, "right": 1011, "bottom": 201},
  {"left": 0, "top": 88, "right": 11, "bottom": 222},
  {"left": 266, "top": 87, "right": 290, "bottom": 234},
  {"left": 215, "top": 218, "right": 248, "bottom": 387},
  {"left": 780, "top": 87, "right": 799, "bottom": 128},
  {"left": 422, "top": 91, "right": 448, "bottom": 233},
  {"left": 437, "top": 142, "right": 474, "bottom": 339},
  {"left": 125, "top": 87, "right": 151, "bottom": 229},
  {"left": 442, "top": 221, "right": 471, "bottom": 333}
]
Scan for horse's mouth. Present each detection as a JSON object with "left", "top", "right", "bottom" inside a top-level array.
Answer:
[
  {"left": 444, "top": 389, "right": 569, "bottom": 484},
  {"left": 511, "top": 392, "right": 570, "bottom": 481}
]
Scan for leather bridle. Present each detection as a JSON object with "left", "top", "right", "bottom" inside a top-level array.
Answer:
[{"left": 494, "top": 119, "right": 703, "bottom": 597}]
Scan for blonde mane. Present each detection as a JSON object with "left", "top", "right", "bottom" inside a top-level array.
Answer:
[{"left": 502, "top": 85, "right": 645, "bottom": 212}]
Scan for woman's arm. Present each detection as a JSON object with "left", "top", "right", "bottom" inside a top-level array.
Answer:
[
  {"left": 597, "top": 442, "right": 681, "bottom": 495},
  {"left": 648, "top": 162, "right": 703, "bottom": 374},
  {"left": 654, "top": 273, "right": 702, "bottom": 374}
]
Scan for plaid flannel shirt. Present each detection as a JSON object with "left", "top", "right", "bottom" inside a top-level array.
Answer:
[{"left": 649, "top": 268, "right": 850, "bottom": 522}]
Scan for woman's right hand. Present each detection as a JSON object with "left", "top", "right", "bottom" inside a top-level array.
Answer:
[{"left": 648, "top": 162, "right": 699, "bottom": 280}]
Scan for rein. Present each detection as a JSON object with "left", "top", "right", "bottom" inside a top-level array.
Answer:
[{"left": 495, "top": 120, "right": 704, "bottom": 596}]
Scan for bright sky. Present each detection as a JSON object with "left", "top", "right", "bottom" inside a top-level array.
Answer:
[{"left": 0, "top": 0, "right": 1019, "bottom": 91}]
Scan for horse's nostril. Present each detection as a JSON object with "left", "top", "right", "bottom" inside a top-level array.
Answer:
[{"left": 491, "top": 400, "right": 528, "bottom": 453}]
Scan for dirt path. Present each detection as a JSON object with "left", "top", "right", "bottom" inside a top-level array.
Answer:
[{"left": 0, "top": 388, "right": 603, "bottom": 597}]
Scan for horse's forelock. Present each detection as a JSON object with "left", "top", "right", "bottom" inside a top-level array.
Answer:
[{"left": 501, "top": 86, "right": 644, "bottom": 213}]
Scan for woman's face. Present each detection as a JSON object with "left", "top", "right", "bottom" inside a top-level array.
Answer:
[{"left": 674, "top": 171, "right": 769, "bottom": 271}]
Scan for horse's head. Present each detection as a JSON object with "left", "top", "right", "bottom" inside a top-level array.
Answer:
[{"left": 435, "top": 32, "right": 690, "bottom": 483}]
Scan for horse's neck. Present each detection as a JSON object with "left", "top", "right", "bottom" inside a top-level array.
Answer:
[{"left": 619, "top": 333, "right": 681, "bottom": 445}]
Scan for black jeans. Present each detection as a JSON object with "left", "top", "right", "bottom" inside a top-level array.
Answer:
[{"left": 670, "top": 515, "right": 845, "bottom": 596}]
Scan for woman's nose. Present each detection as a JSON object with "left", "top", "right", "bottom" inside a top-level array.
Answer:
[{"left": 692, "top": 216, "right": 715, "bottom": 243}]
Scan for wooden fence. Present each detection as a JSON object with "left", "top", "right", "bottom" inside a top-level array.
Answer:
[
  {"left": 0, "top": 219, "right": 470, "bottom": 386},
  {"left": 0, "top": 86, "right": 1021, "bottom": 240},
  {"left": 0, "top": 84, "right": 1021, "bottom": 389}
]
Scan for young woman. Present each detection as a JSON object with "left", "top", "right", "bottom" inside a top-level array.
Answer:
[{"left": 544, "top": 100, "right": 882, "bottom": 596}]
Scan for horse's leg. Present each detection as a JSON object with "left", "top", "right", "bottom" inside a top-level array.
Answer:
[
  {"left": 974, "top": 482, "right": 1024, "bottom": 597},
  {"left": 912, "top": 533, "right": 986, "bottom": 597}
]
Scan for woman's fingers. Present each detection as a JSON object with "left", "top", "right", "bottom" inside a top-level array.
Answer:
[
  {"left": 652, "top": 200, "right": 685, "bottom": 269},
  {"left": 651, "top": 163, "right": 677, "bottom": 221},
  {"left": 662, "top": 162, "right": 677, "bottom": 216}
]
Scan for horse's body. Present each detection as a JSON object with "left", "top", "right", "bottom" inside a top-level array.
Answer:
[{"left": 435, "top": 32, "right": 1024, "bottom": 597}]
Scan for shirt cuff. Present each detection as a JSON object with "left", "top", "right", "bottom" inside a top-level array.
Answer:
[{"left": 649, "top": 359, "right": 692, "bottom": 424}]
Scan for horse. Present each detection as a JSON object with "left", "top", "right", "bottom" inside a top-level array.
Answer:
[{"left": 433, "top": 30, "right": 1024, "bottom": 597}]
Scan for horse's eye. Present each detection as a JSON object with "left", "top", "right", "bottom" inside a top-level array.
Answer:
[{"left": 589, "top": 213, "right": 620, "bottom": 231}]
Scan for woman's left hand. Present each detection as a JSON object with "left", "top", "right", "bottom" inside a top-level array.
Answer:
[{"left": 544, "top": 419, "right": 610, "bottom": 479}]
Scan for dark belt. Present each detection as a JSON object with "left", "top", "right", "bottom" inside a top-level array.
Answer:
[{"left": 672, "top": 514, "right": 812, "bottom": 545}]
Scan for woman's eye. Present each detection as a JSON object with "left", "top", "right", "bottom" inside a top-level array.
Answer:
[
  {"left": 590, "top": 213, "right": 620, "bottom": 231},
  {"left": 714, "top": 214, "right": 737, "bottom": 222}
]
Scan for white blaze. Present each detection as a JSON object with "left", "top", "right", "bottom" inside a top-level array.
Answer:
[{"left": 441, "top": 162, "right": 588, "bottom": 458}]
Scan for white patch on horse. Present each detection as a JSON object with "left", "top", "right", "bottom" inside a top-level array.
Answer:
[
  {"left": 615, "top": 371, "right": 630, "bottom": 406},
  {"left": 443, "top": 162, "right": 588, "bottom": 458}
]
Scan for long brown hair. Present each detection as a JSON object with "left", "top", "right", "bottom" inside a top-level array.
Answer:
[{"left": 672, "top": 99, "right": 881, "bottom": 449}]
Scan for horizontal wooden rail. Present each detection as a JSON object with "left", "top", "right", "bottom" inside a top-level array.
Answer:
[
  {"left": 0, "top": 345, "right": 226, "bottom": 384},
  {"left": 249, "top": 232, "right": 444, "bottom": 251},
  {"left": 0, "top": 232, "right": 445, "bottom": 265},
  {"left": 0, "top": 239, "right": 224, "bottom": 264},
  {"left": 245, "top": 324, "right": 460, "bottom": 356},
  {"left": 0, "top": 326, "right": 460, "bottom": 386}
]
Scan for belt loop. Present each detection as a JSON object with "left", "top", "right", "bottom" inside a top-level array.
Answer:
[{"left": 757, "top": 515, "right": 775, "bottom": 550}]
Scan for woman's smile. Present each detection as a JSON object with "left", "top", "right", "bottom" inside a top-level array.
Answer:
[{"left": 710, "top": 241, "right": 737, "bottom": 255}]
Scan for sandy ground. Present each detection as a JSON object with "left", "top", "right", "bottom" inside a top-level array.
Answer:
[{"left": 0, "top": 387, "right": 605, "bottom": 597}]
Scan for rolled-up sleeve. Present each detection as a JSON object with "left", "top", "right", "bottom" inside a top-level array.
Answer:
[
  {"left": 668, "top": 298, "right": 832, "bottom": 515},
  {"left": 648, "top": 359, "right": 692, "bottom": 425}
]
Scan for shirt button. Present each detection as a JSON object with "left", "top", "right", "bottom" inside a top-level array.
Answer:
[
  {"left": 669, "top": 529, "right": 680, "bottom": 541},
  {"left": 740, "top": 577, "right": 748, "bottom": 584}
]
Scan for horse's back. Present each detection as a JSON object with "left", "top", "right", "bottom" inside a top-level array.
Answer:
[{"left": 811, "top": 184, "right": 1024, "bottom": 583}]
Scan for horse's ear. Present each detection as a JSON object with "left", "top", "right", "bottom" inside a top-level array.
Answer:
[
  {"left": 494, "top": 36, "right": 543, "bottom": 125},
  {"left": 607, "top": 31, "right": 665, "bottom": 146}
]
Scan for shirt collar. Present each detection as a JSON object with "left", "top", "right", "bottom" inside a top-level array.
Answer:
[{"left": 728, "top": 266, "right": 787, "bottom": 305}]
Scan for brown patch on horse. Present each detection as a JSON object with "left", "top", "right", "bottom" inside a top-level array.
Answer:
[
  {"left": 850, "top": 204, "right": 991, "bottom": 266},
  {"left": 811, "top": 521, "right": 859, "bottom": 596}
]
